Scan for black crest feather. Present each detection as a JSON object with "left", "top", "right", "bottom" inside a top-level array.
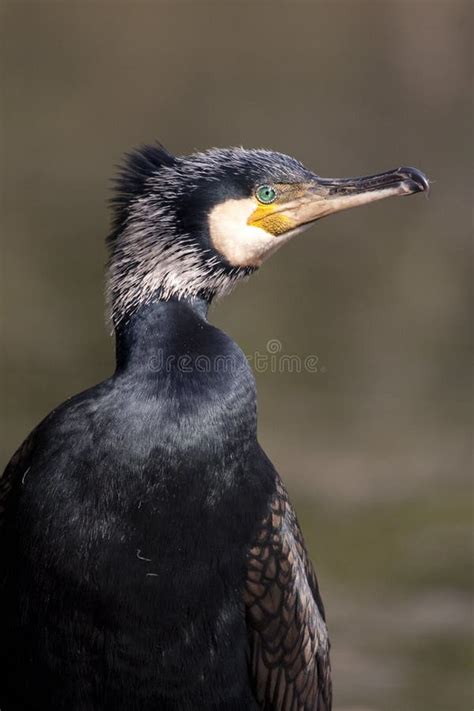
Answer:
[{"left": 110, "top": 142, "right": 176, "bottom": 236}]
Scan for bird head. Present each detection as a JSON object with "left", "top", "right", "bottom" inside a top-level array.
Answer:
[{"left": 108, "top": 144, "right": 428, "bottom": 325}]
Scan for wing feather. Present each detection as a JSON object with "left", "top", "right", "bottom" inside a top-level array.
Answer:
[{"left": 244, "top": 478, "right": 332, "bottom": 710}]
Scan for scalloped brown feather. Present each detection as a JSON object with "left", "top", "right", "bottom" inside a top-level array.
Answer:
[{"left": 244, "top": 478, "right": 332, "bottom": 710}]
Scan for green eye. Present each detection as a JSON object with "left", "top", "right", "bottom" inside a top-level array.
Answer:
[{"left": 256, "top": 185, "right": 277, "bottom": 204}]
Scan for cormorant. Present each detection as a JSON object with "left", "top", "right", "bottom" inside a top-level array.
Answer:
[{"left": 0, "top": 144, "right": 428, "bottom": 710}]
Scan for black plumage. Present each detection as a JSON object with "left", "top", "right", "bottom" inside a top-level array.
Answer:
[{"left": 1, "top": 143, "right": 428, "bottom": 710}]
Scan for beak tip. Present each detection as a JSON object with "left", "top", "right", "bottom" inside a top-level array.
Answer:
[{"left": 398, "top": 166, "right": 430, "bottom": 196}]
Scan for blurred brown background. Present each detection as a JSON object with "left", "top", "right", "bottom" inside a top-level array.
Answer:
[{"left": 1, "top": 1, "right": 472, "bottom": 709}]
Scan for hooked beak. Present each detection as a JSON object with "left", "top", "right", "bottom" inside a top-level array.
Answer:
[{"left": 286, "top": 166, "right": 429, "bottom": 227}]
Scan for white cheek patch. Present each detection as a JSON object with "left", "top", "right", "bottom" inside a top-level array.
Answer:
[{"left": 208, "top": 198, "right": 284, "bottom": 268}]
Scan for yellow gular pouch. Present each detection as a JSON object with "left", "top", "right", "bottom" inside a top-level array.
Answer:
[{"left": 247, "top": 203, "right": 296, "bottom": 237}]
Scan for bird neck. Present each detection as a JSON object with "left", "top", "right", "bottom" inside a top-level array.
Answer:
[
  {"left": 112, "top": 292, "right": 258, "bottom": 458},
  {"left": 114, "top": 296, "right": 210, "bottom": 372}
]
